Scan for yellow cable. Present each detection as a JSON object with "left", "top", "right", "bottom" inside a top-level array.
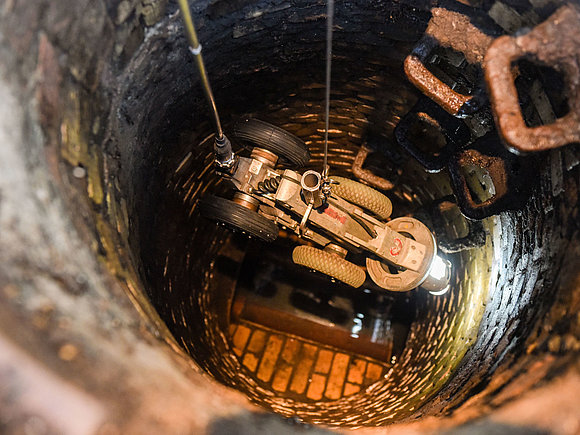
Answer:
[{"left": 176, "top": 0, "right": 224, "bottom": 139}]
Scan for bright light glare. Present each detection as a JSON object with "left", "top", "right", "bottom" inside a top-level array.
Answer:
[
  {"left": 429, "top": 285, "right": 450, "bottom": 296},
  {"left": 426, "top": 255, "right": 451, "bottom": 296},
  {"left": 429, "top": 255, "right": 448, "bottom": 281},
  {"left": 351, "top": 318, "right": 363, "bottom": 338}
]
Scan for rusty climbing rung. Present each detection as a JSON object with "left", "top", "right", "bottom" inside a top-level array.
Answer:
[
  {"left": 404, "top": 7, "right": 496, "bottom": 116},
  {"left": 394, "top": 97, "right": 470, "bottom": 173},
  {"left": 484, "top": 4, "right": 580, "bottom": 153},
  {"left": 447, "top": 132, "right": 538, "bottom": 220},
  {"left": 351, "top": 145, "right": 394, "bottom": 191}
]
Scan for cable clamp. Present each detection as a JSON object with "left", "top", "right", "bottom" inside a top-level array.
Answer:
[{"left": 189, "top": 44, "right": 202, "bottom": 56}]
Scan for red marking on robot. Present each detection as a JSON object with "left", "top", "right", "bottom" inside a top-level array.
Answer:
[
  {"left": 324, "top": 207, "right": 347, "bottom": 224},
  {"left": 390, "top": 238, "right": 403, "bottom": 256}
]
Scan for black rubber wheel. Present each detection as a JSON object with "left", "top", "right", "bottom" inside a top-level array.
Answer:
[
  {"left": 233, "top": 118, "right": 310, "bottom": 167},
  {"left": 199, "top": 195, "right": 278, "bottom": 242}
]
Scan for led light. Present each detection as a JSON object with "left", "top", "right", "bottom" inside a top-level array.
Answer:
[
  {"left": 429, "top": 255, "right": 448, "bottom": 281},
  {"left": 421, "top": 255, "right": 452, "bottom": 295}
]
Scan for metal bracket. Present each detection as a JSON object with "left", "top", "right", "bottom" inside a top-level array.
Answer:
[{"left": 299, "top": 200, "right": 314, "bottom": 236}]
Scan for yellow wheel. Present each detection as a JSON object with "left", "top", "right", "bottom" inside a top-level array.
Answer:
[
  {"left": 331, "top": 176, "right": 392, "bottom": 220},
  {"left": 292, "top": 245, "right": 366, "bottom": 288}
]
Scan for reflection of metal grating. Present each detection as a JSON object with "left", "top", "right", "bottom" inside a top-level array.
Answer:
[{"left": 231, "top": 240, "right": 413, "bottom": 362}]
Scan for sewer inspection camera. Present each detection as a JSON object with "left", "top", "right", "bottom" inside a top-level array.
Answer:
[
  {"left": 4, "top": 0, "right": 580, "bottom": 432},
  {"left": 178, "top": 0, "right": 451, "bottom": 294}
]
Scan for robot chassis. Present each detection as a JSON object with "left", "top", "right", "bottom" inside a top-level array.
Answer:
[{"left": 201, "top": 119, "right": 451, "bottom": 294}]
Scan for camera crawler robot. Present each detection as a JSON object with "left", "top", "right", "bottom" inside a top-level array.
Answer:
[{"left": 200, "top": 118, "right": 451, "bottom": 294}]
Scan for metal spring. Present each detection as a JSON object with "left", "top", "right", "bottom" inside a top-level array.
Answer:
[{"left": 256, "top": 176, "right": 280, "bottom": 194}]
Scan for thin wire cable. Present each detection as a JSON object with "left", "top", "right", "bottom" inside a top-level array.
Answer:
[
  {"left": 177, "top": 0, "right": 224, "bottom": 140},
  {"left": 322, "top": 0, "right": 334, "bottom": 181}
]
